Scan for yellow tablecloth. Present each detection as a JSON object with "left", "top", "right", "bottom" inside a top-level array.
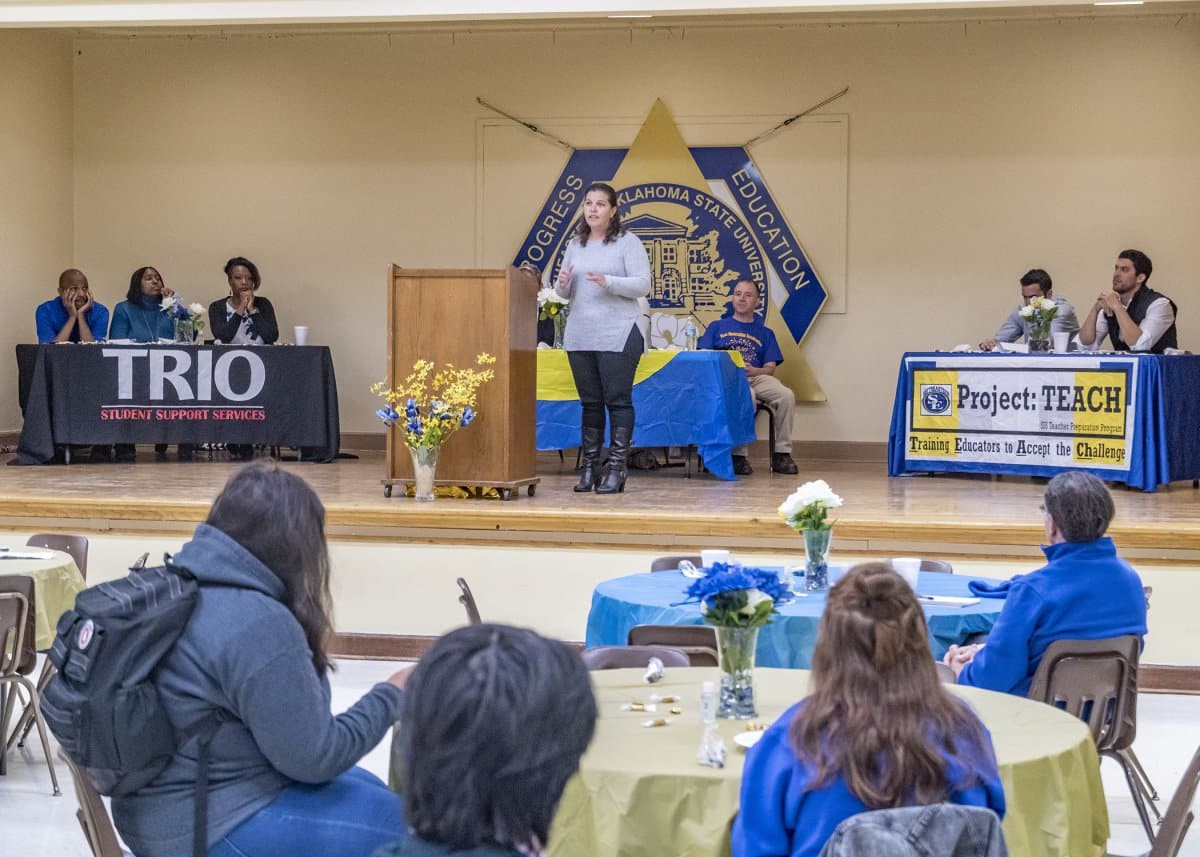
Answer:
[
  {"left": 548, "top": 668, "right": 1107, "bottom": 857},
  {"left": 0, "top": 548, "right": 85, "bottom": 649},
  {"left": 537, "top": 348, "right": 745, "bottom": 400}
]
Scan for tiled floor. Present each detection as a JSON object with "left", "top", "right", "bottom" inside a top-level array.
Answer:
[{"left": 2, "top": 658, "right": 1196, "bottom": 857}]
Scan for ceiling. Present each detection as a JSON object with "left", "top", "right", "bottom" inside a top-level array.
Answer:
[{"left": 1, "top": 0, "right": 1196, "bottom": 29}]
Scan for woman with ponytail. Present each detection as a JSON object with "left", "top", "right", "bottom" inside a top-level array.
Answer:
[{"left": 732, "top": 562, "right": 1005, "bottom": 857}]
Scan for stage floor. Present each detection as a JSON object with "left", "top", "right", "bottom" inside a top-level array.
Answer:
[{"left": 2, "top": 448, "right": 1199, "bottom": 557}]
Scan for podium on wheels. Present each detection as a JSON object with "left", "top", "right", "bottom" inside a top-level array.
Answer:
[{"left": 381, "top": 266, "right": 540, "bottom": 500}]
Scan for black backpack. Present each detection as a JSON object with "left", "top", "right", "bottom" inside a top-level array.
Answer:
[{"left": 42, "top": 557, "right": 225, "bottom": 857}]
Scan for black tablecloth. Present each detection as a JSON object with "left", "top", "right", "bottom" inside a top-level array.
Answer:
[{"left": 14, "top": 344, "right": 340, "bottom": 464}]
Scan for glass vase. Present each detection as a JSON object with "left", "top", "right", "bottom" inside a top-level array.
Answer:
[
  {"left": 715, "top": 625, "right": 759, "bottom": 719},
  {"left": 1028, "top": 322, "right": 1051, "bottom": 352},
  {"left": 552, "top": 312, "right": 567, "bottom": 349},
  {"left": 408, "top": 445, "right": 440, "bottom": 502},
  {"left": 804, "top": 528, "right": 832, "bottom": 592},
  {"left": 174, "top": 317, "right": 195, "bottom": 344}
]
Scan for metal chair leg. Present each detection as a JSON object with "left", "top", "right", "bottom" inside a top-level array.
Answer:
[
  {"left": 12, "top": 658, "right": 56, "bottom": 748},
  {"left": 1109, "top": 749, "right": 1157, "bottom": 843},
  {"left": 10, "top": 674, "right": 60, "bottom": 796},
  {"left": 1122, "top": 747, "right": 1164, "bottom": 821}
]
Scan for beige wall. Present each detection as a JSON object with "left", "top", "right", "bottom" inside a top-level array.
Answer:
[
  {"left": 68, "top": 16, "right": 1200, "bottom": 442},
  {"left": 24, "top": 529, "right": 1197, "bottom": 666},
  {"left": 0, "top": 30, "right": 74, "bottom": 433}
]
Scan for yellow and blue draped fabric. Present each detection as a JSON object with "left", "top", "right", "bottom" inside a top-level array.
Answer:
[{"left": 536, "top": 349, "right": 755, "bottom": 481}]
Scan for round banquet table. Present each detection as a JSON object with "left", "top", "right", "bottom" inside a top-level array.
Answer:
[
  {"left": 585, "top": 570, "right": 1006, "bottom": 668},
  {"left": 547, "top": 668, "right": 1107, "bottom": 857},
  {"left": 0, "top": 548, "right": 85, "bottom": 649}
]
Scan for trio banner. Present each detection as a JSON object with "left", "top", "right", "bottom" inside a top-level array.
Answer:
[
  {"left": 15, "top": 344, "right": 341, "bottom": 463},
  {"left": 904, "top": 355, "right": 1138, "bottom": 474}
]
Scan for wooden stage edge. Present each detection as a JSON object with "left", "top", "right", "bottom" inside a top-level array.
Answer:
[{"left": 1, "top": 450, "right": 1199, "bottom": 557}]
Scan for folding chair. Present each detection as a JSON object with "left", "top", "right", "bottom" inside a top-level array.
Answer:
[
  {"left": 1145, "top": 741, "right": 1200, "bottom": 857},
  {"left": 456, "top": 577, "right": 482, "bottom": 626},
  {"left": 581, "top": 645, "right": 690, "bottom": 670},
  {"left": 0, "top": 575, "right": 60, "bottom": 794},
  {"left": 1028, "top": 635, "right": 1158, "bottom": 842},
  {"left": 627, "top": 624, "right": 719, "bottom": 666},
  {"left": 59, "top": 749, "right": 127, "bottom": 856},
  {"left": 26, "top": 532, "right": 89, "bottom": 579},
  {"left": 920, "top": 559, "right": 954, "bottom": 574},
  {"left": 649, "top": 555, "right": 703, "bottom": 572}
]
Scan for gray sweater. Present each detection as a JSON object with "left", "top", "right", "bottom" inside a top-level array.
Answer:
[
  {"left": 555, "top": 230, "right": 651, "bottom": 352},
  {"left": 111, "top": 524, "right": 404, "bottom": 857}
]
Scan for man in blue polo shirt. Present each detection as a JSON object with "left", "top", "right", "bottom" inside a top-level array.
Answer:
[
  {"left": 35, "top": 269, "right": 109, "bottom": 343},
  {"left": 945, "top": 471, "right": 1147, "bottom": 696},
  {"left": 699, "top": 279, "right": 798, "bottom": 475}
]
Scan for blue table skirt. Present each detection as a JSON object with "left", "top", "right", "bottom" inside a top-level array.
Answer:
[
  {"left": 537, "top": 351, "right": 756, "bottom": 481},
  {"left": 585, "top": 570, "right": 1005, "bottom": 669},
  {"left": 887, "top": 351, "right": 1200, "bottom": 492}
]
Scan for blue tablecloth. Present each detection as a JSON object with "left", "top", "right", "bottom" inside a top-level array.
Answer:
[
  {"left": 585, "top": 570, "right": 1004, "bottom": 668},
  {"left": 887, "top": 351, "right": 1200, "bottom": 492},
  {"left": 536, "top": 350, "right": 756, "bottom": 481}
]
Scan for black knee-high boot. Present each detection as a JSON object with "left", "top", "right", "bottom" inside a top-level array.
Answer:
[
  {"left": 596, "top": 424, "right": 632, "bottom": 495},
  {"left": 574, "top": 425, "right": 604, "bottom": 492}
]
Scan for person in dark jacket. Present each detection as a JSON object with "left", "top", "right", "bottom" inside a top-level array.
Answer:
[
  {"left": 209, "top": 256, "right": 278, "bottom": 460},
  {"left": 112, "top": 461, "right": 408, "bottom": 857},
  {"left": 733, "top": 563, "right": 1005, "bottom": 857},
  {"left": 373, "top": 624, "right": 597, "bottom": 857},
  {"left": 1078, "top": 249, "right": 1178, "bottom": 353}
]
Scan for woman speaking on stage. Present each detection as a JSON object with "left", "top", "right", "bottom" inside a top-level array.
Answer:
[{"left": 554, "top": 182, "right": 651, "bottom": 495}]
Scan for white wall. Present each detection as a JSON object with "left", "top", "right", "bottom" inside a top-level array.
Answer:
[
  {"left": 0, "top": 30, "right": 74, "bottom": 433},
  {"left": 61, "top": 16, "right": 1200, "bottom": 443}
]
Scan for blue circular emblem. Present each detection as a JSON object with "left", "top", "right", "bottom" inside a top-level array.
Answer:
[{"left": 922, "top": 386, "right": 951, "bottom": 414}]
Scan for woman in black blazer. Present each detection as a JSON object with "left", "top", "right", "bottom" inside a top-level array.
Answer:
[
  {"left": 208, "top": 256, "right": 279, "bottom": 345},
  {"left": 209, "top": 256, "right": 278, "bottom": 460}
]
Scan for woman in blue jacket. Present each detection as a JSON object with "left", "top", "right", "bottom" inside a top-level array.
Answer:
[
  {"left": 732, "top": 563, "right": 1006, "bottom": 857},
  {"left": 112, "top": 461, "right": 408, "bottom": 857},
  {"left": 109, "top": 266, "right": 194, "bottom": 461}
]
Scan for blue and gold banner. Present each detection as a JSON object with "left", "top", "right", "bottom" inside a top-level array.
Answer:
[
  {"left": 896, "top": 354, "right": 1139, "bottom": 476},
  {"left": 514, "top": 100, "right": 829, "bottom": 400}
]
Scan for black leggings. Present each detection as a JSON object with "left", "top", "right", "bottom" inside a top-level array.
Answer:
[{"left": 567, "top": 326, "right": 643, "bottom": 436}]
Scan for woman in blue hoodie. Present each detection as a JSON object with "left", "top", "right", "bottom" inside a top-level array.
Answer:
[
  {"left": 111, "top": 461, "right": 408, "bottom": 857},
  {"left": 108, "top": 266, "right": 195, "bottom": 462},
  {"left": 732, "top": 563, "right": 1006, "bottom": 857}
]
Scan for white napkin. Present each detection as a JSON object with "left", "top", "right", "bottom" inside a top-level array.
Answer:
[
  {"left": 677, "top": 560, "right": 706, "bottom": 579},
  {"left": 996, "top": 341, "right": 1029, "bottom": 354}
]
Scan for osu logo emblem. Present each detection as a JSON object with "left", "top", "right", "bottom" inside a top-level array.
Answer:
[
  {"left": 512, "top": 104, "right": 827, "bottom": 350},
  {"left": 920, "top": 385, "right": 952, "bottom": 416}
]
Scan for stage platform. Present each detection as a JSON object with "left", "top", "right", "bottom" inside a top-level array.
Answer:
[{"left": 2, "top": 448, "right": 1199, "bottom": 559}]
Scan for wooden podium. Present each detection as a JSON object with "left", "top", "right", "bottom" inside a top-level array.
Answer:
[{"left": 381, "top": 266, "right": 540, "bottom": 500}]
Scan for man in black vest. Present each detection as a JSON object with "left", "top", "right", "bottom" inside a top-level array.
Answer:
[{"left": 1078, "top": 249, "right": 1178, "bottom": 353}]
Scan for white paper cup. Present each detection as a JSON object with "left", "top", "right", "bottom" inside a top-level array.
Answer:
[
  {"left": 891, "top": 557, "right": 921, "bottom": 590},
  {"left": 1052, "top": 331, "right": 1071, "bottom": 353},
  {"left": 700, "top": 549, "right": 731, "bottom": 568},
  {"left": 294, "top": 325, "right": 309, "bottom": 346}
]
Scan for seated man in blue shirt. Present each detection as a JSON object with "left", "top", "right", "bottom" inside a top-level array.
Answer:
[
  {"left": 945, "top": 471, "right": 1147, "bottom": 696},
  {"left": 36, "top": 268, "right": 109, "bottom": 344},
  {"left": 699, "top": 279, "right": 798, "bottom": 475}
]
